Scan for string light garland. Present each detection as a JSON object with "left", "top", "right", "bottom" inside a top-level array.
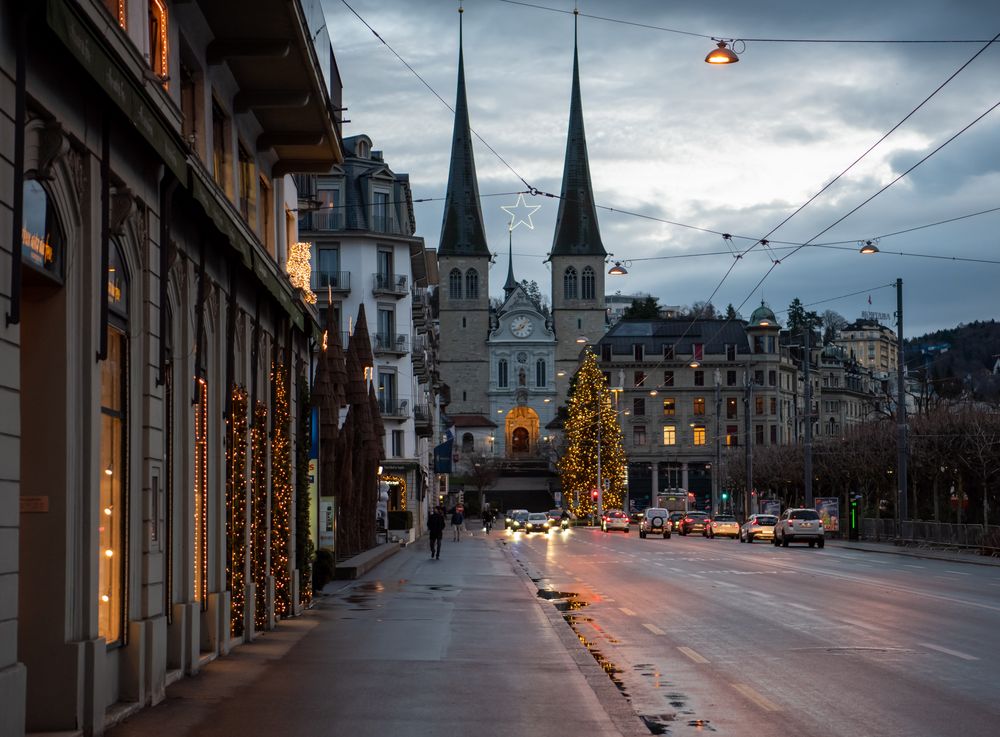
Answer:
[
  {"left": 194, "top": 378, "right": 209, "bottom": 607},
  {"left": 379, "top": 473, "right": 407, "bottom": 511},
  {"left": 559, "top": 351, "right": 627, "bottom": 518},
  {"left": 251, "top": 400, "right": 269, "bottom": 629},
  {"left": 270, "top": 362, "right": 293, "bottom": 618},
  {"left": 286, "top": 242, "right": 317, "bottom": 304},
  {"left": 226, "top": 386, "right": 249, "bottom": 636},
  {"left": 295, "top": 376, "right": 313, "bottom": 606}
]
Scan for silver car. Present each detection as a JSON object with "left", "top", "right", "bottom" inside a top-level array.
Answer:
[
  {"left": 706, "top": 514, "right": 740, "bottom": 539},
  {"left": 740, "top": 514, "right": 777, "bottom": 543},
  {"left": 601, "top": 510, "right": 630, "bottom": 533},
  {"left": 639, "top": 508, "right": 672, "bottom": 539},
  {"left": 773, "top": 508, "right": 825, "bottom": 548}
]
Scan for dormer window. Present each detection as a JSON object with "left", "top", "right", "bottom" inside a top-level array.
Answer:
[{"left": 357, "top": 139, "right": 370, "bottom": 158}]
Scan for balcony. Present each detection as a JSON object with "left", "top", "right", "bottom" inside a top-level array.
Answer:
[
  {"left": 373, "top": 333, "right": 409, "bottom": 356},
  {"left": 312, "top": 270, "right": 351, "bottom": 295},
  {"left": 413, "top": 404, "right": 433, "bottom": 437},
  {"left": 373, "top": 272, "right": 408, "bottom": 298},
  {"left": 379, "top": 398, "right": 409, "bottom": 421}
]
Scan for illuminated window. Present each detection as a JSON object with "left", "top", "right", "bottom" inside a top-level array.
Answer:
[
  {"left": 149, "top": 0, "right": 169, "bottom": 87},
  {"left": 662, "top": 398, "right": 675, "bottom": 416},
  {"left": 726, "top": 425, "right": 738, "bottom": 446},
  {"left": 693, "top": 397, "right": 705, "bottom": 415},
  {"left": 662, "top": 426, "right": 676, "bottom": 445},
  {"left": 563, "top": 267, "right": 577, "bottom": 299},
  {"left": 581, "top": 266, "right": 595, "bottom": 300},
  {"left": 449, "top": 268, "right": 462, "bottom": 299},
  {"left": 727, "top": 397, "right": 738, "bottom": 419},
  {"left": 99, "top": 246, "right": 128, "bottom": 644},
  {"left": 692, "top": 426, "right": 706, "bottom": 446}
]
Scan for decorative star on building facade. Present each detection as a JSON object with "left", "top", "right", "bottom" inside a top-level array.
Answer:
[{"left": 501, "top": 193, "right": 541, "bottom": 231}]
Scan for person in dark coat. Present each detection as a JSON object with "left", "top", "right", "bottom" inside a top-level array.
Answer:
[
  {"left": 427, "top": 506, "right": 446, "bottom": 559},
  {"left": 451, "top": 507, "right": 465, "bottom": 541}
]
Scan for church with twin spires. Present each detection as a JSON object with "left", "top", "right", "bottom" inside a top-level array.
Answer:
[{"left": 436, "top": 14, "right": 609, "bottom": 460}]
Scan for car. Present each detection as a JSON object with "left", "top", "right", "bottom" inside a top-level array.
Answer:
[
  {"left": 668, "top": 511, "right": 687, "bottom": 532},
  {"left": 524, "top": 512, "right": 552, "bottom": 534},
  {"left": 740, "top": 514, "right": 777, "bottom": 543},
  {"left": 507, "top": 509, "right": 530, "bottom": 531},
  {"left": 639, "top": 507, "right": 672, "bottom": 539},
  {"left": 601, "top": 510, "right": 630, "bottom": 533},
  {"left": 706, "top": 514, "right": 740, "bottom": 539},
  {"left": 547, "top": 508, "right": 570, "bottom": 530},
  {"left": 629, "top": 510, "right": 644, "bottom": 524},
  {"left": 773, "top": 508, "right": 825, "bottom": 547},
  {"left": 678, "top": 512, "right": 709, "bottom": 535}
]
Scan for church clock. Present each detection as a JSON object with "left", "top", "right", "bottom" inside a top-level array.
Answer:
[{"left": 511, "top": 316, "right": 533, "bottom": 338}]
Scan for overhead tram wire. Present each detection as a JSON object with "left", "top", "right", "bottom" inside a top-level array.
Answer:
[{"left": 339, "top": 0, "right": 533, "bottom": 192}]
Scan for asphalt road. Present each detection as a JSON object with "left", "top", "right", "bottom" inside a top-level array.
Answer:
[{"left": 505, "top": 526, "right": 1000, "bottom": 737}]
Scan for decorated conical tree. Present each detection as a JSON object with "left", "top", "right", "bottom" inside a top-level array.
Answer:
[{"left": 558, "top": 350, "right": 627, "bottom": 517}]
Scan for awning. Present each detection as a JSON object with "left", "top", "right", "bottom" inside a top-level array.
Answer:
[{"left": 47, "top": 0, "right": 187, "bottom": 182}]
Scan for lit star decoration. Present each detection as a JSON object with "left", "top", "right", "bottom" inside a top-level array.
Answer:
[{"left": 501, "top": 193, "right": 541, "bottom": 231}]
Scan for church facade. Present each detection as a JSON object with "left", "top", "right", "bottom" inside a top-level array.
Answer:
[{"left": 436, "top": 17, "right": 608, "bottom": 465}]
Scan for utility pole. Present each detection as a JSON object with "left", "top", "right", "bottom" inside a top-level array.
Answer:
[
  {"left": 596, "top": 400, "right": 603, "bottom": 520},
  {"left": 713, "top": 369, "right": 722, "bottom": 515},
  {"left": 744, "top": 368, "right": 753, "bottom": 521},
  {"left": 896, "top": 278, "right": 908, "bottom": 523},
  {"left": 804, "top": 326, "right": 814, "bottom": 508}
]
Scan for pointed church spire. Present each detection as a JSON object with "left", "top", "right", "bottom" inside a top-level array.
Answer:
[
  {"left": 503, "top": 230, "right": 518, "bottom": 299},
  {"left": 438, "top": 7, "right": 490, "bottom": 257},
  {"left": 551, "top": 11, "right": 606, "bottom": 258}
]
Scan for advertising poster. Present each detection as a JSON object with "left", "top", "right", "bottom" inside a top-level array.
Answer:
[
  {"left": 319, "top": 498, "right": 335, "bottom": 550},
  {"left": 760, "top": 498, "right": 781, "bottom": 517},
  {"left": 815, "top": 497, "right": 840, "bottom": 532}
]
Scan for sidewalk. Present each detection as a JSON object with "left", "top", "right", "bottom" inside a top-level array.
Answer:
[
  {"left": 107, "top": 526, "right": 642, "bottom": 737},
  {"left": 828, "top": 538, "right": 1000, "bottom": 567}
]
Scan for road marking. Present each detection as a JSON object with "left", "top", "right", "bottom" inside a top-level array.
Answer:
[
  {"left": 903, "top": 564, "right": 925, "bottom": 569},
  {"left": 643, "top": 623, "right": 666, "bottom": 635},
  {"left": 731, "top": 683, "right": 781, "bottom": 712},
  {"left": 688, "top": 573, "right": 706, "bottom": 579},
  {"left": 841, "top": 618, "right": 882, "bottom": 632},
  {"left": 714, "top": 581, "right": 738, "bottom": 588},
  {"left": 619, "top": 607, "right": 637, "bottom": 616},
  {"left": 670, "top": 567, "right": 684, "bottom": 573},
  {"left": 943, "top": 570, "right": 971, "bottom": 576},
  {"left": 787, "top": 602, "right": 815, "bottom": 612},
  {"left": 605, "top": 598, "right": 616, "bottom": 603},
  {"left": 920, "top": 643, "right": 979, "bottom": 661},
  {"left": 677, "top": 646, "right": 709, "bottom": 664}
]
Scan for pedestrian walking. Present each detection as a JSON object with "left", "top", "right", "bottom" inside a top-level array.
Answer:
[
  {"left": 451, "top": 507, "right": 464, "bottom": 541},
  {"left": 428, "top": 506, "right": 445, "bottom": 559},
  {"left": 483, "top": 508, "right": 493, "bottom": 534}
]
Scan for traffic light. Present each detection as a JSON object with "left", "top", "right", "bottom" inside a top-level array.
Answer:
[
  {"left": 721, "top": 492, "right": 729, "bottom": 501},
  {"left": 591, "top": 489, "right": 598, "bottom": 500}
]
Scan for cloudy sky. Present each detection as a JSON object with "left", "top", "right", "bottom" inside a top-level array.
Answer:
[{"left": 321, "top": 0, "right": 1000, "bottom": 337}]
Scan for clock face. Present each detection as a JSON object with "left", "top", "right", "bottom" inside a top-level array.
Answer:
[{"left": 511, "top": 316, "right": 534, "bottom": 338}]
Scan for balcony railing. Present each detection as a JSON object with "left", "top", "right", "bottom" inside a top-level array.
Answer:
[
  {"left": 378, "top": 398, "right": 409, "bottom": 419},
  {"left": 372, "top": 272, "right": 408, "bottom": 297},
  {"left": 373, "top": 332, "right": 409, "bottom": 355},
  {"left": 413, "top": 404, "right": 432, "bottom": 437},
  {"left": 312, "top": 270, "right": 351, "bottom": 294}
]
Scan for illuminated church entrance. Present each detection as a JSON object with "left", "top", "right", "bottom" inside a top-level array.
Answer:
[{"left": 505, "top": 406, "right": 539, "bottom": 458}]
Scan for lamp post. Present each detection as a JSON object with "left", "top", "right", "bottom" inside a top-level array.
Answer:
[
  {"left": 803, "top": 326, "right": 814, "bottom": 509},
  {"left": 713, "top": 369, "right": 721, "bottom": 515},
  {"left": 895, "top": 278, "right": 908, "bottom": 523}
]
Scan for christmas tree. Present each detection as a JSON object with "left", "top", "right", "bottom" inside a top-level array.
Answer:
[{"left": 558, "top": 350, "right": 627, "bottom": 517}]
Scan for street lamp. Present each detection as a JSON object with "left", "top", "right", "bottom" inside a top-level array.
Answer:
[{"left": 705, "top": 39, "right": 740, "bottom": 64}]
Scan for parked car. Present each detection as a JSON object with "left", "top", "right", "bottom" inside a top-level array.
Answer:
[
  {"left": 524, "top": 512, "right": 552, "bottom": 534},
  {"left": 740, "top": 514, "right": 777, "bottom": 543},
  {"left": 639, "top": 507, "right": 671, "bottom": 539},
  {"left": 507, "top": 509, "right": 530, "bottom": 531},
  {"left": 773, "top": 508, "right": 825, "bottom": 547},
  {"left": 678, "top": 512, "right": 709, "bottom": 535},
  {"left": 601, "top": 510, "right": 630, "bottom": 533},
  {"left": 706, "top": 514, "right": 740, "bottom": 539},
  {"left": 668, "top": 511, "right": 687, "bottom": 532}
]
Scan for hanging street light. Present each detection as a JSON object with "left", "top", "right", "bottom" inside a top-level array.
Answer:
[
  {"left": 607, "top": 260, "right": 629, "bottom": 275},
  {"left": 705, "top": 40, "right": 740, "bottom": 64},
  {"left": 859, "top": 239, "right": 880, "bottom": 255}
]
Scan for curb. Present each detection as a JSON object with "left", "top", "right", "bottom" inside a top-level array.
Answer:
[{"left": 830, "top": 541, "right": 1000, "bottom": 568}]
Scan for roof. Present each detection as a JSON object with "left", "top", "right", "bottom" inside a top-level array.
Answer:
[
  {"left": 550, "top": 25, "right": 606, "bottom": 258},
  {"left": 450, "top": 414, "right": 498, "bottom": 428},
  {"left": 749, "top": 301, "right": 779, "bottom": 328},
  {"left": 598, "top": 318, "right": 752, "bottom": 357},
  {"left": 438, "top": 22, "right": 490, "bottom": 257}
]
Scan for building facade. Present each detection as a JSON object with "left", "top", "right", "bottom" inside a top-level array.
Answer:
[
  {"left": 296, "top": 134, "right": 441, "bottom": 536},
  {"left": 834, "top": 318, "right": 899, "bottom": 376},
  {"left": 1, "top": 1, "right": 341, "bottom": 733}
]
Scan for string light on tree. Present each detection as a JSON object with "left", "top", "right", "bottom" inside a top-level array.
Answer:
[
  {"left": 251, "top": 401, "right": 269, "bottom": 629},
  {"left": 270, "top": 362, "right": 293, "bottom": 618},
  {"left": 226, "top": 386, "right": 249, "bottom": 636},
  {"left": 558, "top": 350, "right": 627, "bottom": 518}
]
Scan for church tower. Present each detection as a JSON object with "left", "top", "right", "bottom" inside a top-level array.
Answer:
[
  {"left": 549, "top": 14, "right": 608, "bottom": 382},
  {"left": 437, "top": 9, "right": 492, "bottom": 416}
]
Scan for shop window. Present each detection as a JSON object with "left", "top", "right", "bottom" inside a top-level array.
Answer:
[{"left": 149, "top": 0, "right": 169, "bottom": 87}]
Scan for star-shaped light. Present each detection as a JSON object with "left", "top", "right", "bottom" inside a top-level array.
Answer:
[{"left": 501, "top": 193, "right": 541, "bottom": 231}]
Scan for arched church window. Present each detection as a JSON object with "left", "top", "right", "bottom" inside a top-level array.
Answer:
[
  {"left": 563, "top": 266, "right": 578, "bottom": 300},
  {"left": 465, "top": 268, "right": 479, "bottom": 299},
  {"left": 498, "top": 359, "right": 509, "bottom": 388},
  {"left": 462, "top": 432, "right": 474, "bottom": 454},
  {"left": 536, "top": 359, "right": 546, "bottom": 388},
  {"left": 449, "top": 268, "right": 462, "bottom": 299},
  {"left": 582, "top": 266, "right": 595, "bottom": 300}
]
